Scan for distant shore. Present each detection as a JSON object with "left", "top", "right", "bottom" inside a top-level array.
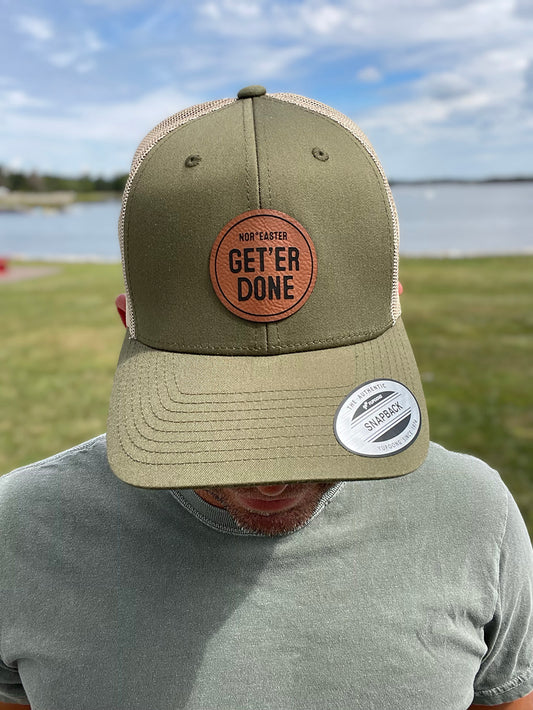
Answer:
[
  {"left": 1, "top": 181, "right": 531, "bottom": 259},
  {"left": 0, "top": 190, "right": 121, "bottom": 211},
  {"left": 1, "top": 177, "right": 532, "bottom": 210},
  {"left": 4, "top": 249, "right": 533, "bottom": 265},
  {"left": 389, "top": 176, "right": 533, "bottom": 186}
]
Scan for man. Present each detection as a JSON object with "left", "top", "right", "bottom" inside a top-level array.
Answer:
[{"left": 1, "top": 86, "right": 532, "bottom": 709}]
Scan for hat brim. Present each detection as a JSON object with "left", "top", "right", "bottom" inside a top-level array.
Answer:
[{"left": 107, "top": 318, "right": 429, "bottom": 488}]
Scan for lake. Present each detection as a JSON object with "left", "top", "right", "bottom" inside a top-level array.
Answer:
[{"left": 0, "top": 182, "right": 531, "bottom": 260}]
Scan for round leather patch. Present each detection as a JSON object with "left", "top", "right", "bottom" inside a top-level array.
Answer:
[{"left": 210, "top": 209, "right": 317, "bottom": 322}]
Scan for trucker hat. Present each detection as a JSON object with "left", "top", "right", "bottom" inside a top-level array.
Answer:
[{"left": 107, "top": 85, "right": 429, "bottom": 489}]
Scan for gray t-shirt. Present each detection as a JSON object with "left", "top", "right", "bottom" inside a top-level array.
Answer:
[{"left": 1, "top": 435, "right": 532, "bottom": 709}]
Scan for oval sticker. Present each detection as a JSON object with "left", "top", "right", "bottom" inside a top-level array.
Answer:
[
  {"left": 334, "top": 379, "right": 421, "bottom": 457},
  {"left": 209, "top": 209, "right": 317, "bottom": 322}
]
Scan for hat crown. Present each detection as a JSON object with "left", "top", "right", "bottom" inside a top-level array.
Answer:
[{"left": 120, "top": 91, "right": 400, "bottom": 355}]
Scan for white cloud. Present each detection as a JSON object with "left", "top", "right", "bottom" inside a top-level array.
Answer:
[
  {"left": 82, "top": 0, "right": 147, "bottom": 8},
  {"left": 0, "top": 88, "right": 200, "bottom": 171},
  {"left": 199, "top": 0, "right": 263, "bottom": 21},
  {"left": 0, "top": 87, "right": 211, "bottom": 176},
  {"left": 299, "top": 3, "right": 345, "bottom": 35},
  {"left": 244, "top": 46, "right": 311, "bottom": 79},
  {"left": 0, "top": 89, "right": 49, "bottom": 109},
  {"left": 84, "top": 30, "right": 105, "bottom": 53},
  {"left": 4, "top": 0, "right": 533, "bottom": 179},
  {"left": 76, "top": 61, "right": 97, "bottom": 74},
  {"left": 16, "top": 15, "right": 54, "bottom": 41},
  {"left": 356, "top": 39, "right": 533, "bottom": 178},
  {"left": 47, "top": 28, "right": 104, "bottom": 70},
  {"left": 168, "top": 39, "right": 310, "bottom": 89},
  {"left": 356, "top": 66, "right": 382, "bottom": 83},
  {"left": 193, "top": 0, "right": 531, "bottom": 57},
  {"left": 49, "top": 51, "right": 78, "bottom": 68},
  {"left": 217, "top": 0, "right": 261, "bottom": 18}
]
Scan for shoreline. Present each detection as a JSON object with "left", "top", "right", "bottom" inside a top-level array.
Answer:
[{"left": 2, "top": 248, "right": 533, "bottom": 264}]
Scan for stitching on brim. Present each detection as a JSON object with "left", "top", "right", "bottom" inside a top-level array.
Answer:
[{"left": 147, "top": 389, "right": 340, "bottom": 425}]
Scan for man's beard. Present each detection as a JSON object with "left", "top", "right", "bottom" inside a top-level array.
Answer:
[{"left": 205, "top": 483, "right": 336, "bottom": 536}]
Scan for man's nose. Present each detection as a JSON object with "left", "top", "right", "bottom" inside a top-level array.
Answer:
[{"left": 256, "top": 484, "right": 289, "bottom": 497}]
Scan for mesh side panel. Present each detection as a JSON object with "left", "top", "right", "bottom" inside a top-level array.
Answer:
[
  {"left": 120, "top": 97, "right": 237, "bottom": 336},
  {"left": 270, "top": 92, "right": 401, "bottom": 323}
]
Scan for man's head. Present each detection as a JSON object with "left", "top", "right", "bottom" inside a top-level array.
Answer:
[{"left": 107, "top": 85, "right": 429, "bottom": 498}]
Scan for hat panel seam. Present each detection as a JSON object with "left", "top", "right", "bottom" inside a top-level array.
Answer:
[
  {"left": 252, "top": 95, "right": 272, "bottom": 209},
  {"left": 133, "top": 320, "right": 393, "bottom": 353},
  {"left": 250, "top": 97, "right": 271, "bottom": 353},
  {"left": 241, "top": 100, "right": 252, "bottom": 212},
  {"left": 123, "top": 138, "right": 162, "bottom": 338},
  {"left": 240, "top": 99, "right": 264, "bottom": 353}
]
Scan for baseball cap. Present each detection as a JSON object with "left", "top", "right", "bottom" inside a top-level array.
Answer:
[{"left": 107, "top": 85, "right": 429, "bottom": 489}]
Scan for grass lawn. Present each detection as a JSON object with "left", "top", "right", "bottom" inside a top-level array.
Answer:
[{"left": 1, "top": 256, "right": 532, "bottom": 533}]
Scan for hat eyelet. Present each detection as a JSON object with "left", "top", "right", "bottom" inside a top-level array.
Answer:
[
  {"left": 312, "top": 147, "right": 329, "bottom": 162},
  {"left": 185, "top": 154, "right": 202, "bottom": 168}
]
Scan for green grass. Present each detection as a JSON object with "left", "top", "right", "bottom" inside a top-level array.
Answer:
[
  {"left": 1, "top": 262, "right": 124, "bottom": 473},
  {"left": 1, "top": 257, "right": 532, "bottom": 532},
  {"left": 400, "top": 256, "right": 533, "bottom": 531}
]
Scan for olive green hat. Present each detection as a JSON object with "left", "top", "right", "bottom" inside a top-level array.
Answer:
[{"left": 107, "top": 85, "right": 429, "bottom": 488}]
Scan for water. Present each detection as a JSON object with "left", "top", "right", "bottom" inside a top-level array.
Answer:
[
  {"left": 0, "top": 183, "right": 532, "bottom": 260},
  {"left": 392, "top": 182, "right": 533, "bottom": 256},
  {"left": 0, "top": 200, "right": 122, "bottom": 261}
]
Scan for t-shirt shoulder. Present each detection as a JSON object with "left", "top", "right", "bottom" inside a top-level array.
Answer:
[
  {"left": 3, "top": 435, "right": 107, "bottom": 478},
  {"left": 408, "top": 442, "right": 510, "bottom": 552},
  {"left": 425, "top": 441, "right": 507, "bottom": 502},
  {"left": 427, "top": 440, "right": 501, "bottom": 479},
  {"left": 0, "top": 435, "right": 108, "bottom": 505}
]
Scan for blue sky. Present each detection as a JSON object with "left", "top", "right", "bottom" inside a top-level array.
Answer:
[{"left": 1, "top": 0, "right": 533, "bottom": 180}]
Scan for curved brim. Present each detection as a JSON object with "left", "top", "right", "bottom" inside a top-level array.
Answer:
[{"left": 107, "top": 318, "right": 429, "bottom": 488}]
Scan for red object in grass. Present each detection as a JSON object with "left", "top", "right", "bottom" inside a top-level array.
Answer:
[{"left": 0, "top": 258, "right": 8, "bottom": 275}]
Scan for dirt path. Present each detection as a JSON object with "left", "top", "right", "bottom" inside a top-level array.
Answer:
[{"left": 0, "top": 265, "right": 61, "bottom": 284}]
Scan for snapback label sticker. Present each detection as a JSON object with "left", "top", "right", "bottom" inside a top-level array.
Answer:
[
  {"left": 209, "top": 209, "right": 317, "bottom": 322},
  {"left": 334, "top": 379, "right": 421, "bottom": 457}
]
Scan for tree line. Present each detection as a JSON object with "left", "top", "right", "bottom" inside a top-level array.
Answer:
[{"left": 0, "top": 166, "right": 128, "bottom": 193}]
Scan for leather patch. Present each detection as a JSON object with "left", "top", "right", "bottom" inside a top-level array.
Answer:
[{"left": 210, "top": 210, "right": 317, "bottom": 322}]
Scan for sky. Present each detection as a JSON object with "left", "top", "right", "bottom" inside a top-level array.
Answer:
[{"left": 1, "top": 0, "right": 533, "bottom": 180}]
